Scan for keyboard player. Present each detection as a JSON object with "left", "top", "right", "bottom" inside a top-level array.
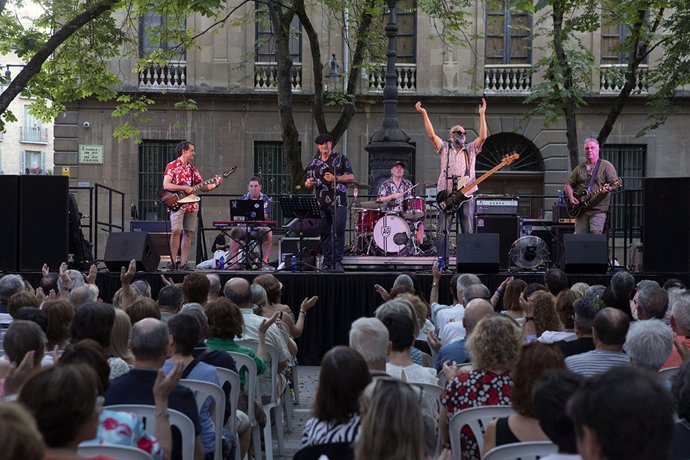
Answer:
[{"left": 229, "top": 176, "right": 274, "bottom": 269}]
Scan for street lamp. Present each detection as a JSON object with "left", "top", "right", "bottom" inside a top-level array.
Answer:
[{"left": 3, "top": 64, "right": 26, "bottom": 81}]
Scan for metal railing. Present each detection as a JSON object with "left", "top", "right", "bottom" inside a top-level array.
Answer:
[
  {"left": 367, "top": 63, "right": 417, "bottom": 93},
  {"left": 20, "top": 126, "right": 49, "bottom": 143},
  {"left": 138, "top": 61, "right": 187, "bottom": 91},
  {"left": 254, "top": 62, "right": 303, "bottom": 91},
  {"left": 484, "top": 64, "right": 533, "bottom": 94}
]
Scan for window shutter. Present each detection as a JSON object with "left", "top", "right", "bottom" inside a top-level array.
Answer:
[
  {"left": 40, "top": 152, "right": 46, "bottom": 171},
  {"left": 21, "top": 150, "right": 26, "bottom": 173}
]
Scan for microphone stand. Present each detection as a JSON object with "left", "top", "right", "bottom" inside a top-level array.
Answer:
[{"left": 331, "top": 161, "right": 337, "bottom": 270}]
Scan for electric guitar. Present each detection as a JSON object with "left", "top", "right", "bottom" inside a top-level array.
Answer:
[
  {"left": 566, "top": 178, "right": 622, "bottom": 217},
  {"left": 158, "top": 166, "right": 237, "bottom": 212},
  {"left": 437, "top": 153, "right": 520, "bottom": 215}
]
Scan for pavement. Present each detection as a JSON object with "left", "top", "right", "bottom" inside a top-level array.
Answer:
[{"left": 276, "top": 365, "right": 320, "bottom": 459}]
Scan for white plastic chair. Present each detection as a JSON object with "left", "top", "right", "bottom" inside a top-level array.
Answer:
[
  {"left": 483, "top": 441, "right": 558, "bottom": 460},
  {"left": 227, "top": 351, "right": 263, "bottom": 460},
  {"left": 448, "top": 405, "right": 515, "bottom": 457},
  {"left": 659, "top": 366, "right": 680, "bottom": 383},
  {"left": 179, "top": 379, "right": 226, "bottom": 460},
  {"left": 417, "top": 382, "right": 444, "bottom": 457},
  {"left": 216, "top": 367, "right": 241, "bottom": 460},
  {"left": 78, "top": 444, "right": 153, "bottom": 460},
  {"left": 104, "top": 404, "right": 195, "bottom": 460}
]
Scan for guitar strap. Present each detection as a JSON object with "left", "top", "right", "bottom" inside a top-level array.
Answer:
[{"left": 587, "top": 159, "right": 601, "bottom": 194}]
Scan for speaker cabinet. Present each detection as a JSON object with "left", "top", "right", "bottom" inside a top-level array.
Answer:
[
  {"left": 130, "top": 221, "right": 171, "bottom": 257},
  {"left": 0, "top": 176, "right": 20, "bottom": 271},
  {"left": 19, "top": 176, "right": 69, "bottom": 271},
  {"left": 644, "top": 178, "right": 690, "bottom": 273},
  {"left": 456, "top": 233, "right": 500, "bottom": 273},
  {"left": 279, "top": 237, "right": 320, "bottom": 270},
  {"left": 104, "top": 232, "right": 161, "bottom": 272},
  {"left": 475, "top": 215, "right": 519, "bottom": 268},
  {"left": 564, "top": 234, "right": 608, "bottom": 273}
]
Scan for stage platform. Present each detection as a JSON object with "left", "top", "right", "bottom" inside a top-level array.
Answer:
[{"left": 21, "top": 266, "right": 690, "bottom": 365}]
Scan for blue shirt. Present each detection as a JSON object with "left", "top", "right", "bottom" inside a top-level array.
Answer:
[{"left": 435, "top": 337, "right": 469, "bottom": 372}]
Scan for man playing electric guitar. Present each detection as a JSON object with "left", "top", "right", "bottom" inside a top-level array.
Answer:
[
  {"left": 163, "top": 140, "right": 223, "bottom": 269},
  {"left": 415, "top": 98, "right": 488, "bottom": 266},
  {"left": 565, "top": 137, "right": 619, "bottom": 235}
]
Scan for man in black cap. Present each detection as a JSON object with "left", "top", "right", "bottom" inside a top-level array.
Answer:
[
  {"left": 377, "top": 161, "right": 424, "bottom": 248},
  {"left": 304, "top": 134, "right": 355, "bottom": 271}
]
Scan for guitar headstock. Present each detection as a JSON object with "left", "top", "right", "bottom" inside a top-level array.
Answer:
[
  {"left": 222, "top": 166, "right": 238, "bottom": 178},
  {"left": 501, "top": 152, "right": 520, "bottom": 165},
  {"left": 611, "top": 178, "right": 622, "bottom": 188}
]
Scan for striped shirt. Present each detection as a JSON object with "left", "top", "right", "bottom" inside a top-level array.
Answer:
[
  {"left": 301, "top": 414, "right": 361, "bottom": 447},
  {"left": 565, "top": 349, "right": 630, "bottom": 377}
]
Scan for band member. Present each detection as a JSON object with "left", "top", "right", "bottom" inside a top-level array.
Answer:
[
  {"left": 565, "top": 138, "right": 619, "bottom": 234},
  {"left": 377, "top": 161, "right": 424, "bottom": 246},
  {"left": 229, "top": 176, "right": 273, "bottom": 269},
  {"left": 415, "top": 99, "right": 488, "bottom": 264},
  {"left": 163, "top": 140, "right": 223, "bottom": 270},
  {"left": 304, "top": 134, "right": 355, "bottom": 272}
]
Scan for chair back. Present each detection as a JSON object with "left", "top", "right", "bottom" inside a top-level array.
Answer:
[
  {"left": 417, "top": 382, "right": 444, "bottom": 457},
  {"left": 180, "top": 379, "right": 226, "bottom": 460},
  {"left": 235, "top": 340, "right": 281, "bottom": 406},
  {"left": 78, "top": 444, "right": 153, "bottom": 460},
  {"left": 216, "top": 367, "right": 241, "bottom": 460},
  {"left": 104, "top": 404, "right": 195, "bottom": 460},
  {"left": 448, "top": 405, "right": 515, "bottom": 457},
  {"left": 659, "top": 366, "right": 680, "bottom": 383},
  {"left": 482, "top": 441, "right": 558, "bottom": 460},
  {"left": 293, "top": 441, "right": 354, "bottom": 460},
  {"left": 226, "top": 351, "right": 263, "bottom": 460}
]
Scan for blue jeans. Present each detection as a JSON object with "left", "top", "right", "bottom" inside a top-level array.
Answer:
[
  {"left": 436, "top": 198, "right": 475, "bottom": 262},
  {"left": 320, "top": 205, "right": 347, "bottom": 267}
]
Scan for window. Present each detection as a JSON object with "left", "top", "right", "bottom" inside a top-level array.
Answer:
[
  {"left": 255, "top": 2, "right": 302, "bottom": 63},
  {"left": 601, "top": 144, "right": 645, "bottom": 237},
  {"left": 139, "top": 12, "right": 186, "bottom": 59},
  {"left": 139, "top": 140, "right": 180, "bottom": 220},
  {"left": 485, "top": 0, "right": 532, "bottom": 65},
  {"left": 387, "top": 0, "right": 416, "bottom": 64},
  {"left": 254, "top": 141, "right": 294, "bottom": 224},
  {"left": 22, "top": 106, "right": 44, "bottom": 143},
  {"left": 21, "top": 150, "right": 45, "bottom": 174}
]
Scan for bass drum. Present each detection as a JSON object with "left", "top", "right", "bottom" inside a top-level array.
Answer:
[{"left": 373, "top": 215, "right": 411, "bottom": 255}]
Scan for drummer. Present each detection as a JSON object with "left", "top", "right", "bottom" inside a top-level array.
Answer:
[{"left": 377, "top": 161, "right": 424, "bottom": 245}]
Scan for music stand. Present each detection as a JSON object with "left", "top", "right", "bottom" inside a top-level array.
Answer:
[{"left": 279, "top": 196, "right": 322, "bottom": 272}]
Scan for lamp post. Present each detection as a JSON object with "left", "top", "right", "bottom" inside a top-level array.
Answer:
[
  {"left": 3, "top": 64, "right": 26, "bottom": 81},
  {"left": 364, "top": 0, "right": 415, "bottom": 193}
]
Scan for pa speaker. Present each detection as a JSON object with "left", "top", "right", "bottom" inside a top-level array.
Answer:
[
  {"left": 643, "top": 178, "right": 690, "bottom": 273},
  {"left": 456, "top": 233, "right": 500, "bottom": 273},
  {"left": 0, "top": 176, "right": 20, "bottom": 271},
  {"left": 476, "top": 215, "right": 519, "bottom": 268},
  {"left": 564, "top": 234, "right": 608, "bottom": 273},
  {"left": 104, "top": 232, "right": 160, "bottom": 272}
]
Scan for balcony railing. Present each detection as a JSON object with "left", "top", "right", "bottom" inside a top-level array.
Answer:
[
  {"left": 600, "top": 64, "right": 649, "bottom": 94},
  {"left": 138, "top": 61, "right": 187, "bottom": 91},
  {"left": 368, "top": 63, "right": 417, "bottom": 93},
  {"left": 21, "top": 126, "right": 49, "bottom": 143},
  {"left": 254, "top": 62, "right": 303, "bottom": 91},
  {"left": 484, "top": 64, "right": 533, "bottom": 94}
]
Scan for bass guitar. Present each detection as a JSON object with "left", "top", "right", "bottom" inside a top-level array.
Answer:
[
  {"left": 566, "top": 178, "right": 622, "bottom": 217},
  {"left": 437, "top": 153, "right": 520, "bottom": 215},
  {"left": 158, "top": 166, "right": 237, "bottom": 212}
]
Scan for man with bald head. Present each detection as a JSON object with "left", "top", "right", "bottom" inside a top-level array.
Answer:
[{"left": 434, "top": 298, "right": 494, "bottom": 371}]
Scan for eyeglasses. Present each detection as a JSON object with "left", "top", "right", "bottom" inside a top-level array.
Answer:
[{"left": 452, "top": 130, "right": 466, "bottom": 136}]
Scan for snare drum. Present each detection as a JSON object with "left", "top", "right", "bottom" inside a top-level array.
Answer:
[
  {"left": 356, "top": 209, "right": 382, "bottom": 234},
  {"left": 373, "top": 215, "right": 411, "bottom": 254},
  {"left": 402, "top": 197, "right": 426, "bottom": 220}
]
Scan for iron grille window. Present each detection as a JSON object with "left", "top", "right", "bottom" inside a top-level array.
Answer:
[
  {"left": 485, "top": 0, "right": 532, "bottom": 65},
  {"left": 139, "top": 140, "right": 180, "bottom": 220},
  {"left": 254, "top": 141, "right": 294, "bottom": 224},
  {"left": 255, "top": 2, "right": 302, "bottom": 63},
  {"left": 601, "top": 144, "right": 646, "bottom": 237}
]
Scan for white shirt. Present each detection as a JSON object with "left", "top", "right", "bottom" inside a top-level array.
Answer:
[
  {"left": 436, "top": 304, "right": 465, "bottom": 340},
  {"left": 240, "top": 309, "right": 291, "bottom": 395}
]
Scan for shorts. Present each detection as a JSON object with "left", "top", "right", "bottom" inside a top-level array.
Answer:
[{"left": 170, "top": 209, "right": 198, "bottom": 232}]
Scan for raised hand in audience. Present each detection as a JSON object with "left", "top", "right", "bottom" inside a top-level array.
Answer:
[
  {"left": 85, "top": 263, "right": 98, "bottom": 284},
  {"left": 374, "top": 283, "right": 390, "bottom": 301},
  {"left": 3, "top": 350, "right": 35, "bottom": 397},
  {"left": 42, "top": 263, "right": 50, "bottom": 276},
  {"left": 257, "top": 311, "right": 279, "bottom": 361}
]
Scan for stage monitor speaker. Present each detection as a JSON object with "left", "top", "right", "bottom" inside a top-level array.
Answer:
[
  {"left": 19, "top": 176, "right": 69, "bottom": 271},
  {"left": 0, "top": 176, "right": 20, "bottom": 271},
  {"left": 104, "top": 232, "right": 161, "bottom": 272},
  {"left": 644, "top": 178, "right": 690, "bottom": 273},
  {"left": 564, "top": 234, "right": 608, "bottom": 273},
  {"left": 279, "top": 237, "right": 320, "bottom": 270},
  {"left": 476, "top": 215, "right": 519, "bottom": 268},
  {"left": 130, "top": 220, "right": 172, "bottom": 256},
  {"left": 456, "top": 233, "right": 500, "bottom": 273}
]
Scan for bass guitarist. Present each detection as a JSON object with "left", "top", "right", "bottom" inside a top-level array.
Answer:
[
  {"left": 415, "top": 98, "right": 488, "bottom": 266},
  {"left": 163, "top": 140, "right": 223, "bottom": 270},
  {"left": 565, "top": 138, "right": 619, "bottom": 234}
]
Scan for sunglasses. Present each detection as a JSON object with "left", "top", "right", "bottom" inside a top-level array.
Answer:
[{"left": 452, "top": 130, "right": 466, "bottom": 136}]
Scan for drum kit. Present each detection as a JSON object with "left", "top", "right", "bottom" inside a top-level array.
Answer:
[{"left": 348, "top": 182, "right": 436, "bottom": 256}]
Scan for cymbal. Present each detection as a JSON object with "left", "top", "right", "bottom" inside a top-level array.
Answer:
[
  {"left": 348, "top": 182, "right": 371, "bottom": 189},
  {"left": 360, "top": 200, "right": 380, "bottom": 209}
]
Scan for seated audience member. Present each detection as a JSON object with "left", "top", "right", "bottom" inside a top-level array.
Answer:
[
  {"left": 253, "top": 273, "right": 318, "bottom": 338},
  {"left": 374, "top": 273, "right": 417, "bottom": 301},
  {"left": 39, "top": 270, "right": 60, "bottom": 296},
  {"left": 206, "top": 274, "right": 222, "bottom": 302},
  {"left": 567, "top": 366, "right": 674, "bottom": 460},
  {"left": 157, "top": 285, "right": 183, "bottom": 322},
  {"left": 252, "top": 283, "right": 298, "bottom": 356},
  {"left": 59, "top": 339, "right": 173, "bottom": 460},
  {"left": 557, "top": 296, "right": 604, "bottom": 358},
  {"left": 532, "top": 370, "right": 584, "bottom": 460},
  {"left": 349, "top": 317, "right": 391, "bottom": 378},
  {"left": 544, "top": 268, "right": 569, "bottom": 297},
  {"left": 395, "top": 292, "right": 434, "bottom": 349},
  {"left": 132, "top": 279, "right": 152, "bottom": 298},
  {"left": 13, "top": 307, "right": 49, "bottom": 338},
  {"left": 302, "top": 346, "right": 371, "bottom": 447},
  {"left": 126, "top": 297, "right": 162, "bottom": 324},
  {"left": 69, "top": 285, "right": 98, "bottom": 309},
  {"left": 429, "top": 270, "right": 461, "bottom": 324},
  {"left": 106, "top": 308, "right": 134, "bottom": 368},
  {"left": 57, "top": 267, "right": 86, "bottom": 296},
  {"left": 439, "top": 284, "right": 491, "bottom": 345},
  {"left": 664, "top": 278, "right": 686, "bottom": 290},
  {"left": 7, "top": 290, "right": 40, "bottom": 318},
  {"left": 630, "top": 279, "right": 660, "bottom": 319},
  {"left": 570, "top": 282, "right": 589, "bottom": 298},
  {"left": 435, "top": 274, "right": 482, "bottom": 343},
  {"left": 625, "top": 319, "right": 673, "bottom": 372},
  {"left": 440, "top": 315, "right": 522, "bottom": 460},
  {"left": 0, "top": 402, "right": 44, "bottom": 460},
  {"left": 105, "top": 318, "right": 204, "bottom": 460},
  {"left": 530, "top": 290, "right": 563, "bottom": 342},
  {"left": 0, "top": 321, "right": 45, "bottom": 398},
  {"left": 375, "top": 297, "right": 430, "bottom": 367},
  {"left": 0, "top": 274, "right": 25, "bottom": 335},
  {"left": 667, "top": 291, "right": 690, "bottom": 369},
  {"left": 565, "top": 307, "right": 630, "bottom": 377},
  {"left": 540, "top": 289, "right": 579, "bottom": 344},
  {"left": 636, "top": 286, "right": 669, "bottom": 321},
  {"left": 496, "top": 278, "right": 527, "bottom": 322},
  {"left": 183, "top": 273, "right": 211, "bottom": 306},
  {"left": 483, "top": 342, "right": 566, "bottom": 455},
  {"left": 601, "top": 270, "right": 635, "bottom": 320},
  {"left": 42, "top": 298, "right": 75, "bottom": 351},
  {"left": 355, "top": 378, "right": 429, "bottom": 460},
  {"left": 671, "top": 359, "right": 690, "bottom": 460},
  {"left": 20, "top": 364, "right": 111, "bottom": 460}
]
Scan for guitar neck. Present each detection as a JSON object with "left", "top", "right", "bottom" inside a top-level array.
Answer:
[
  {"left": 192, "top": 177, "right": 216, "bottom": 193},
  {"left": 461, "top": 162, "right": 507, "bottom": 194}
]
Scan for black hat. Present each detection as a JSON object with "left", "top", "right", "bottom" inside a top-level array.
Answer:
[
  {"left": 314, "top": 134, "right": 334, "bottom": 145},
  {"left": 392, "top": 161, "right": 406, "bottom": 168}
]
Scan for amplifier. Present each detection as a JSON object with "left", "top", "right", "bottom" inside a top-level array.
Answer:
[
  {"left": 130, "top": 220, "right": 171, "bottom": 256},
  {"left": 476, "top": 197, "right": 518, "bottom": 215}
]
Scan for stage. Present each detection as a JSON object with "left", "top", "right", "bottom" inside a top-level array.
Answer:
[{"left": 22, "top": 265, "right": 690, "bottom": 365}]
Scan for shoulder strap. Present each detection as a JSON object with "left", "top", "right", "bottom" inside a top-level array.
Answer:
[
  {"left": 181, "top": 358, "right": 201, "bottom": 379},
  {"left": 587, "top": 159, "right": 602, "bottom": 193}
]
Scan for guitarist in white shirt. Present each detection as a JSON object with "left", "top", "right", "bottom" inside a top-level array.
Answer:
[
  {"left": 163, "top": 141, "right": 223, "bottom": 269},
  {"left": 565, "top": 138, "right": 619, "bottom": 234},
  {"left": 415, "top": 99, "right": 488, "bottom": 266}
]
